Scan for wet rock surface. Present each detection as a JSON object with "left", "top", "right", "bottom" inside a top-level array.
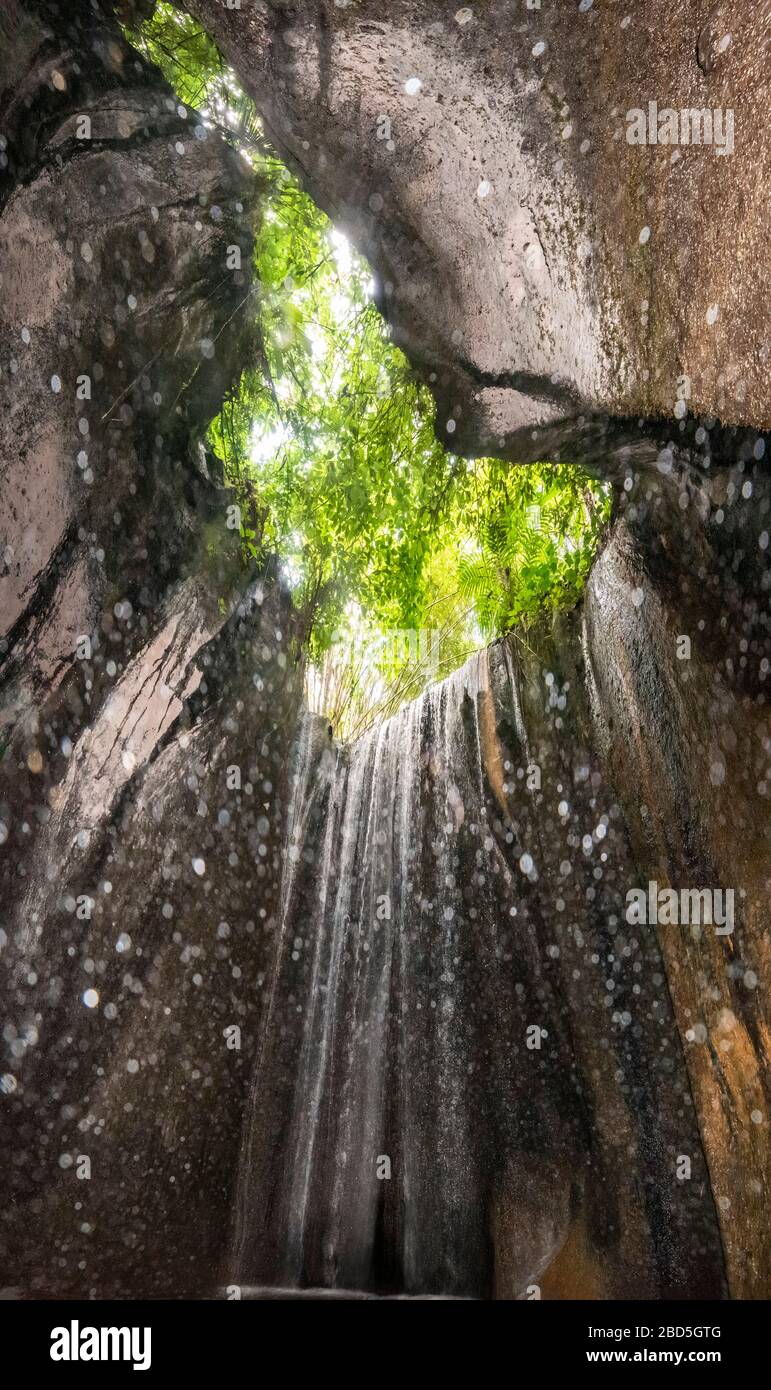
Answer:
[
  {"left": 232, "top": 632, "right": 725, "bottom": 1299},
  {"left": 0, "top": 1, "right": 769, "bottom": 1301},
  {"left": 228, "top": 446, "right": 770, "bottom": 1299},
  {"left": 187, "top": 0, "right": 771, "bottom": 457},
  {"left": 0, "top": 0, "right": 296, "bottom": 1297}
]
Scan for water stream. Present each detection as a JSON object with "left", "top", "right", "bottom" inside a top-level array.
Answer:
[{"left": 231, "top": 637, "right": 725, "bottom": 1298}]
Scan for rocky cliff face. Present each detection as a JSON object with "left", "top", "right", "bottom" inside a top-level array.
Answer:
[
  {"left": 185, "top": 0, "right": 771, "bottom": 458},
  {"left": 231, "top": 629, "right": 726, "bottom": 1300},
  {"left": 227, "top": 447, "right": 770, "bottom": 1300},
  {"left": 0, "top": 0, "right": 769, "bottom": 1299},
  {"left": 180, "top": 0, "right": 771, "bottom": 1297},
  {"left": 0, "top": 0, "right": 304, "bottom": 1296}
]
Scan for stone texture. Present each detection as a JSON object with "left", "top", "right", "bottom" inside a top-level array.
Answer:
[{"left": 186, "top": 0, "right": 771, "bottom": 459}]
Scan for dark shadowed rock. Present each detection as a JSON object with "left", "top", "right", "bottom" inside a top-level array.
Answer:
[{"left": 0, "top": 0, "right": 302, "bottom": 1296}]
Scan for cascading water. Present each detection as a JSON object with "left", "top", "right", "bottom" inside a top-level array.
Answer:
[{"left": 231, "top": 638, "right": 726, "bottom": 1299}]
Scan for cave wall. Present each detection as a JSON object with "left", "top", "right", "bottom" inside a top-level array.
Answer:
[
  {"left": 0, "top": 0, "right": 304, "bottom": 1296},
  {"left": 179, "top": 0, "right": 771, "bottom": 1297},
  {"left": 184, "top": 0, "right": 771, "bottom": 460},
  {"left": 225, "top": 446, "right": 771, "bottom": 1301},
  {"left": 231, "top": 628, "right": 727, "bottom": 1301},
  {"left": 0, "top": 0, "right": 770, "bottom": 1301},
  {"left": 584, "top": 448, "right": 771, "bottom": 1298}
]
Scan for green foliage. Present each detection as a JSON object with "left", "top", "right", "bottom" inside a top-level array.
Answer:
[
  {"left": 128, "top": 4, "right": 251, "bottom": 134},
  {"left": 446, "top": 460, "right": 609, "bottom": 637},
  {"left": 128, "top": 6, "right": 611, "bottom": 734}
]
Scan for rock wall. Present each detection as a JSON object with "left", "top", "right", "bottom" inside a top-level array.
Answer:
[
  {"left": 0, "top": 0, "right": 304, "bottom": 1297},
  {"left": 228, "top": 445, "right": 771, "bottom": 1300},
  {"left": 185, "top": 0, "right": 771, "bottom": 459},
  {"left": 231, "top": 630, "right": 725, "bottom": 1300},
  {"left": 1, "top": 0, "right": 770, "bottom": 1300}
]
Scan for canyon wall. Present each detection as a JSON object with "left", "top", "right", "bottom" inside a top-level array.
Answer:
[
  {"left": 0, "top": 0, "right": 769, "bottom": 1298},
  {"left": 186, "top": 0, "right": 771, "bottom": 459}
]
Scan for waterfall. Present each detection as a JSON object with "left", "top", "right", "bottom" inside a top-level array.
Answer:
[{"left": 231, "top": 639, "right": 726, "bottom": 1299}]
